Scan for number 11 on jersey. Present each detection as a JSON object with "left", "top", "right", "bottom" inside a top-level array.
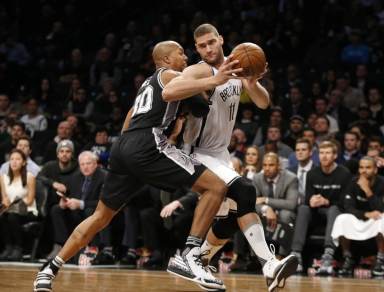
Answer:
[{"left": 229, "top": 102, "right": 236, "bottom": 121}]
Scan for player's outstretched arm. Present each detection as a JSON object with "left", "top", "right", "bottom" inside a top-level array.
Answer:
[{"left": 162, "top": 58, "right": 242, "bottom": 102}]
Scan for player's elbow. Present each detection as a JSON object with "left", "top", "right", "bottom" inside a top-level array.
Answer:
[{"left": 257, "top": 99, "right": 270, "bottom": 110}]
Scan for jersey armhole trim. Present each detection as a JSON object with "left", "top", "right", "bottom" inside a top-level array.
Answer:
[{"left": 157, "top": 68, "right": 167, "bottom": 89}]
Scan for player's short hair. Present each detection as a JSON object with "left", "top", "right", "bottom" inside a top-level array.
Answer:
[
  {"left": 319, "top": 141, "right": 337, "bottom": 154},
  {"left": 194, "top": 23, "right": 219, "bottom": 40}
]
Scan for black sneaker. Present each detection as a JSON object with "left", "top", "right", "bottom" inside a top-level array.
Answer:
[
  {"left": 338, "top": 256, "right": 354, "bottom": 276},
  {"left": 33, "top": 262, "right": 56, "bottom": 292},
  {"left": 120, "top": 250, "right": 137, "bottom": 268},
  {"left": 143, "top": 251, "right": 163, "bottom": 269},
  {"left": 167, "top": 247, "right": 225, "bottom": 290},
  {"left": 372, "top": 259, "right": 384, "bottom": 277},
  {"left": 316, "top": 253, "right": 334, "bottom": 276},
  {"left": 0, "top": 245, "right": 13, "bottom": 260},
  {"left": 92, "top": 249, "right": 115, "bottom": 265},
  {"left": 7, "top": 246, "right": 23, "bottom": 261}
]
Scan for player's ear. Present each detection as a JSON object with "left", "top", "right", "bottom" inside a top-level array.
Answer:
[
  {"left": 219, "top": 35, "right": 224, "bottom": 45},
  {"left": 164, "top": 55, "right": 170, "bottom": 64}
]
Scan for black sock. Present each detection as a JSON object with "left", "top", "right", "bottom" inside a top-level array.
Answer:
[
  {"left": 185, "top": 235, "right": 202, "bottom": 248},
  {"left": 48, "top": 256, "right": 65, "bottom": 275},
  {"left": 182, "top": 235, "right": 202, "bottom": 256}
]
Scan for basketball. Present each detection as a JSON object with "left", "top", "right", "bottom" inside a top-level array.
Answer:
[{"left": 231, "top": 42, "right": 266, "bottom": 77}]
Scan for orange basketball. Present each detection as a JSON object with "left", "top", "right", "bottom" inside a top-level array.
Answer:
[{"left": 231, "top": 42, "right": 266, "bottom": 77}]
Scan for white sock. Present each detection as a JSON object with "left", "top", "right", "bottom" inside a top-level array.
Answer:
[
  {"left": 243, "top": 223, "right": 274, "bottom": 265},
  {"left": 200, "top": 240, "right": 224, "bottom": 263}
]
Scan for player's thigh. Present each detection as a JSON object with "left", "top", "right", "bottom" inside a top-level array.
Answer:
[
  {"left": 191, "top": 168, "right": 227, "bottom": 195},
  {"left": 192, "top": 151, "right": 240, "bottom": 186},
  {"left": 138, "top": 150, "right": 209, "bottom": 192}
]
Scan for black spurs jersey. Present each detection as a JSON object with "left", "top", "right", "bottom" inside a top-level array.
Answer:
[{"left": 128, "top": 67, "right": 180, "bottom": 133}]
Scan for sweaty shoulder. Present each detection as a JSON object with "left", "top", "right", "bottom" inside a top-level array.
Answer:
[
  {"left": 160, "top": 69, "right": 181, "bottom": 86},
  {"left": 182, "top": 63, "right": 213, "bottom": 79}
]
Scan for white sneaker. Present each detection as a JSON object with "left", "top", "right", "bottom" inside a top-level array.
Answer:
[
  {"left": 263, "top": 255, "right": 298, "bottom": 292},
  {"left": 33, "top": 265, "right": 56, "bottom": 292},
  {"left": 167, "top": 247, "right": 224, "bottom": 289}
]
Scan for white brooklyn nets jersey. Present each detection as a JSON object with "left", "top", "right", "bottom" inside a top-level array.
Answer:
[{"left": 183, "top": 65, "right": 243, "bottom": 153}]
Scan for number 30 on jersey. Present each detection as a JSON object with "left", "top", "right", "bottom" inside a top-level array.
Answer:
[{"left": 132, "top": 85, "right": 154, "bottom": 117}]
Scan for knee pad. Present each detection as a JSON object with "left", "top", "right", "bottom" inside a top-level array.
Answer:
[
  {"left": 211, "top": 212, "right": 239, "bottom": 239},
  {"left": 228, "top": 177, "right": 256, "bottom": 217}
]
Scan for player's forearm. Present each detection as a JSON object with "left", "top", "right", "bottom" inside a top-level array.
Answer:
[
  {"left": 162, "top": 77, "right": 217, "bottom": 101},
  {"left": 245, "top": 81, "right": 270, "bottom": 109}
]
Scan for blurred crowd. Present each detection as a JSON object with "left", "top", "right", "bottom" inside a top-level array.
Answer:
[{"left": 0, "top": 0, "right": 384, "bottom": 278}]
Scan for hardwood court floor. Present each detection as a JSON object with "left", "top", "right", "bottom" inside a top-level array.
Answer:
[{"left": 1, "top": 265, "right": 383, "bottom": 292}]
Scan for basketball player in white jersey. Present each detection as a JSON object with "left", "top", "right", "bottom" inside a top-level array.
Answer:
[{"left": 164, "top": 24, "right": 298, "bottom": 292}]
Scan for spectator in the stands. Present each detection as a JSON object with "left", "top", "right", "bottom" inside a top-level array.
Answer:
[
  {"left": 38, "top": 139, "right": 78, "bottom": 208},
  {"left": 327, "top": 88, "right": 355, "bottom": 132},
  {"left": 43, "top": 121, "right": 76, "bottom": 163},
  {"left": 283, "top": 115, "right": 304, "bottom": 150},
  {"left": 282, "top": 86, "right": 310, "bottom": 120},
  {"left": 47, "top": 151, "right": 112, "bottom": 263},
  {"left": 243, "top": 145, "right": 261, "bottom": 180},
  {"left": 253, "top": 107, "right": 284, "bottom": 146},
  {"left": 288, "top": 127, "right": 320, "bottom": 169},
  {"left": 367, "top": 87, "right": 384, "bottom": 125},
  {"left": 313, "top": 97, "right": 339, "bottom": 134},
  {"left": 335, "top": 73, "right": 365, "bottom": 114},
  {"left": 331, "top": 157, "right": 384, "bottom": 276},
  {"left": 0, "top": 149, "right": 36, "bottom": 261},
  {"left": 20, "top": 97, "right": 48, "bottom": 138},
  {"left": 0, "top": 135, "right": 40, "bottom": 176},
  {"left": 235, "top": 104, "right": 258, "bottom": 145},
  {"left": 290, "top": 141, "right": 351, "bottom": 275},
  {"left": 67, "top": 88, "right": 94, "bottom": 120},
  {"left": 259, "top": 125, "right": 293, "bottom": 159},
  {"left": 83, "top": 127, "right": 111, "bottom": 168},
  {"left": 0, "top": 121, "right": 26, "bottom": 164}
]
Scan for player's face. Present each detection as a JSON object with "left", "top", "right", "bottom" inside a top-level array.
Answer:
[
  {"left": 168, "top": 46, "right": 188, "bottom": 71},
  {"left": 263, "top": 157, "right": 279, "bottom": 179},
  {"left": 195, "top": 33, "right": 224, "bottom": 66},
  {"left": 319, "top": 147, "right": 336, "bottom": 168},
  {"left": 359, "top": 159, "right": 377, "bottom": 179}
]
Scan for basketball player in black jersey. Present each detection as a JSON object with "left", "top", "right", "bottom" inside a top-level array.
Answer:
[{"left": 33, "top": 41, "right": 244, "bottom": 292}]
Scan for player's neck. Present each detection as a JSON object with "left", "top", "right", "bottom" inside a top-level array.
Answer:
[{"left": 209, "top": 55, "right": 225, "bottom": 69}]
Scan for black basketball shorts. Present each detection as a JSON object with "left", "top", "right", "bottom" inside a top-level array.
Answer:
[{"left": 101, "top": 129, "right": 206, "bottom": 211}]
